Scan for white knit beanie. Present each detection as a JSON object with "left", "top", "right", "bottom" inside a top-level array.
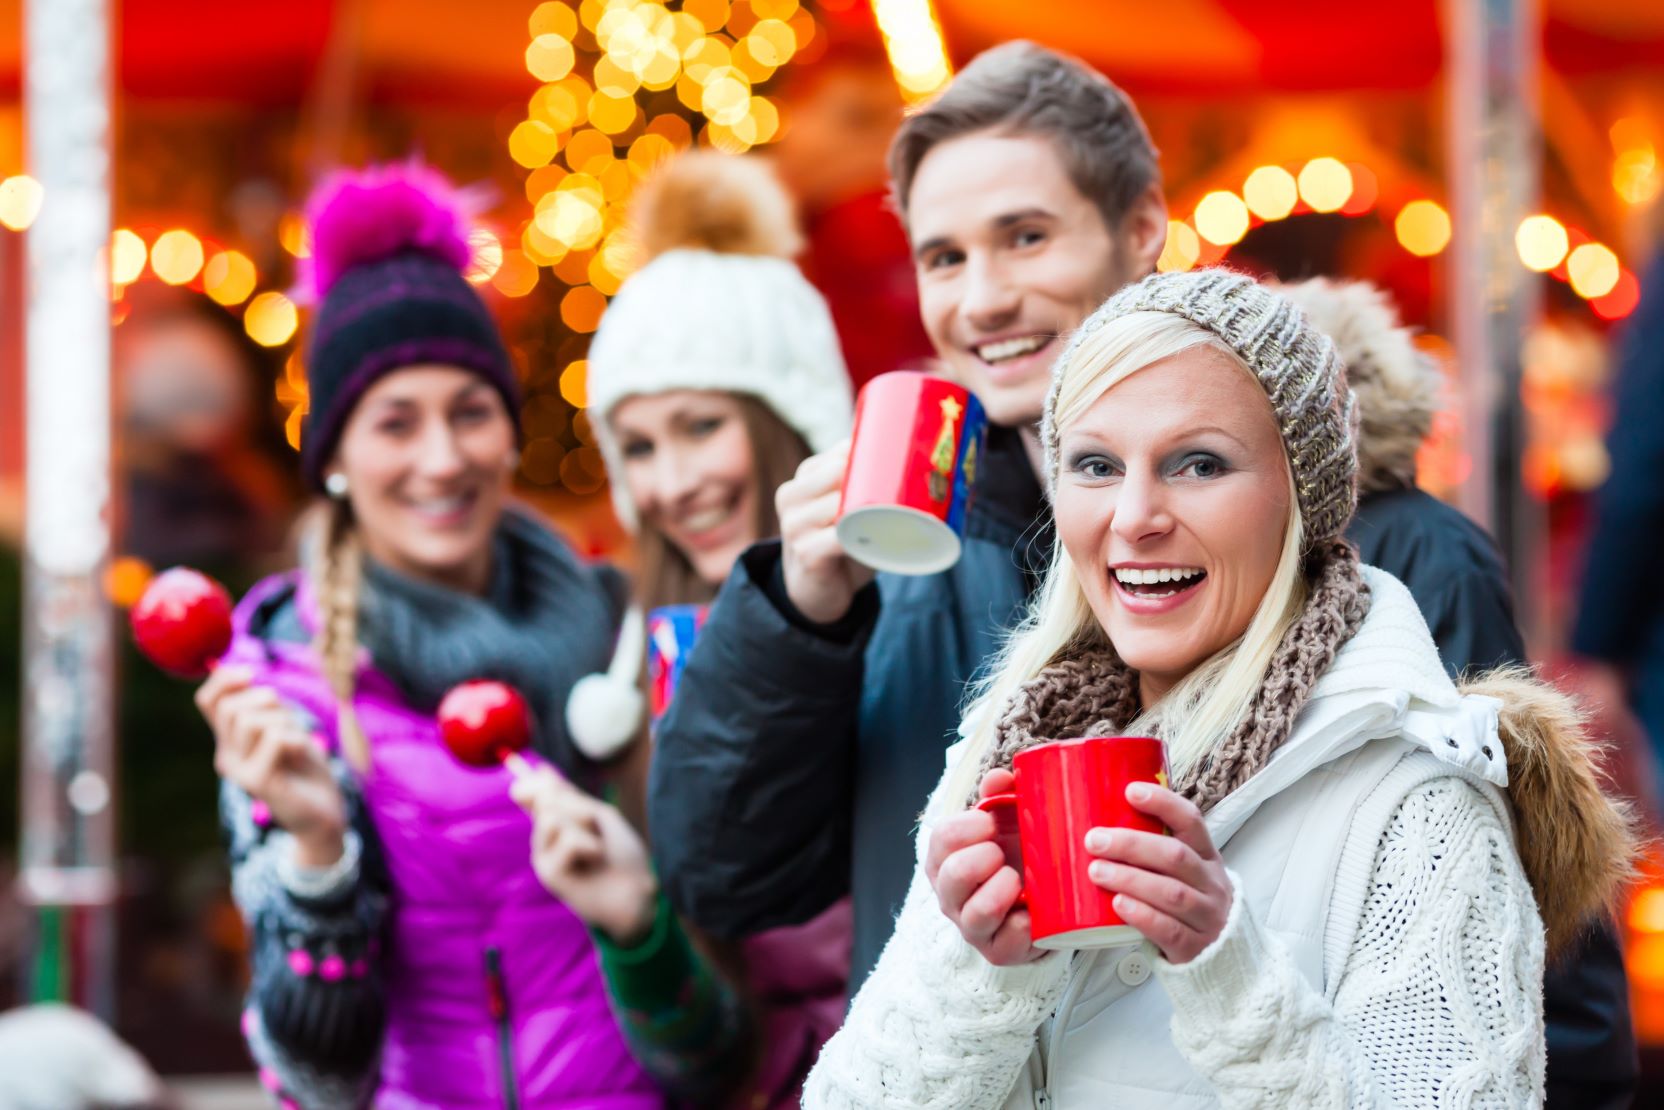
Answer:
[
  {"left": 586, "top": 152, "right": 853, "bottom": 529},
  {"left": 567, "top": 152, "right": 853, "bottom": 761}
]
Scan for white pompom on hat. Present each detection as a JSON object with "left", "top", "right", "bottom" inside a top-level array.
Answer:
[
  {"left": 567, "top": 152, "right": 854, "bottom": 762},
  {"left": 586, "top": 150, "right": 854, "bottom": 530}
]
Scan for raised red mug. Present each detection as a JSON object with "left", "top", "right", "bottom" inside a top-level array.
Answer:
[
  {"left": 977, "top": 736, "right": 1169, "bottom": 949},
  {"left": 835, "top": 371, "right": 987, "bottom": 576}
]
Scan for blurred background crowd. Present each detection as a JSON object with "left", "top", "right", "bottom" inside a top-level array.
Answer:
[{"left": 0, "top": 0, "right": 1663, "bottom": 1101}]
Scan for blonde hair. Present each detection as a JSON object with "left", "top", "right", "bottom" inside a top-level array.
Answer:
[
  {"left": 940, "top": 311, "right": 1308, "bottom": 808},
  {"left": 307, "top": 499, "right": 370, "bottom": 771}
]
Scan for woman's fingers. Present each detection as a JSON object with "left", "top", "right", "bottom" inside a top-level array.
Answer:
[
  {"left": 977, "top": 768, "right": 1016, "bottom": 800},
  {"left": 925, "top": 809, "right": 998, "bottom": 885},
  {"left": 1124, "top": 783, "right": 1218, "bottom": 861},
  {"left": 933, "top": 841, "right": 1007, "bottom": 927},
  {"left": 1088, "top": 859, "right": 1217, "bottom": 934},
  {"left": 1109, "top": 893, "right": 1209, "bottom": 964},
  {"left": 194, "top": 664, "right": 252, "bottom": 720},
  {"left": 956, "top": 859, "right": 1023, "bottom": 942}
]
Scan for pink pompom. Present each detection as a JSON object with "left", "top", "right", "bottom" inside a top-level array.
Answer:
[
  {"left": 299, "top": 161, "right": 488, "bottom": 302},
  {"left": 249, "top": 800, "right": 271, "bottom": 827},
  {"left": 318, "top": 954, "right": 347, "bottom": 982},
  {"left": 259, "top": 1067, "right": 283, "bottom": 1091},
  {"left": 287, "top": 948, "right": 315, "bottom": 977}
]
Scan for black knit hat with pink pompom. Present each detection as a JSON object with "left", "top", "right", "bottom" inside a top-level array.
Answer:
[{"left": 297, "top": 162, "right": 520, "bottom": 491}]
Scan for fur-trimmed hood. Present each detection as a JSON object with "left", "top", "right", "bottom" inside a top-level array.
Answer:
[{"left": 1459, "top": 668, "right": 1640, "bottom": 958}]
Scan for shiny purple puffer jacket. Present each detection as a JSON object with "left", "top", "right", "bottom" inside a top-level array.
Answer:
[{"left": 227, "top": 573, "right": 663, "bottom": 1109}]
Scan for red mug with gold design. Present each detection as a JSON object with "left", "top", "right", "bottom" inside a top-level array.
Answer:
[
  {"left": 835, "top": 371, "right": 987, "bottom": 576},
  {"left": 977, "top": 736, "right": 1170, "bottom": 949}
]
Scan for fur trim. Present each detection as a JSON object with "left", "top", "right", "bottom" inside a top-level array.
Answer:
[
  {"left": 1460, "top": 666, "right": 1643, "bottom": 961},
  {"left": 1277, "top": 279, "right": 1442, "bottom": 495},
  {"left": 631, "top": 150, "right": 802, "bottom": 262},
  {"left": 299, "top": 161, "right": 485, "bottom": 302}
]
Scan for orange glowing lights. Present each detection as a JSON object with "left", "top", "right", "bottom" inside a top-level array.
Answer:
[
  {"left": 204, "top": 249, "right": 258, "bottom": 305},
  {"left": 1194, "top": 191, "right": 1250, "bottom": 247},
  {"left": 1515, "top": 215, "right": 1569, "bottom": 272},
  {"left": 244, "top": 292, "right": 299, "bottom": 347},
  {"left": 1394, "top": 200, "right": 1452, "bottom": 258}
]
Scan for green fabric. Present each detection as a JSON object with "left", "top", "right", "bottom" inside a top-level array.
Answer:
[{"left": 590, "top": 892, "right": 752, "bottom": 1104}]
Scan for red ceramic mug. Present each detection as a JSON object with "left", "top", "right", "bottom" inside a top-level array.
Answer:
[
  {"left": 835, "top": 371, "right": 987, "bottom": 576},
  {"left": 977, "top": 736, "right": 1169, "bottom": 949}
]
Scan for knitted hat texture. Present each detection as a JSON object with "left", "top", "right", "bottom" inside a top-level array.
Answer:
[{"left": 1041, "top": 268, "right": 1358, "bottom": 548}]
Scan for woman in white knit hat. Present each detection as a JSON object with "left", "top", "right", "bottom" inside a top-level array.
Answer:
[
  {"left": 513, "top": 149, "right": 855, "bottom": 1109},
  {"left": 804, "top": 268, "right": 1636, "bottom": 1109}
]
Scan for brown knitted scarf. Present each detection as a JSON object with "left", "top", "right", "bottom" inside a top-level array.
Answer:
[{"left": 977, "top": 539, "right": 1371, "bottom": 812}]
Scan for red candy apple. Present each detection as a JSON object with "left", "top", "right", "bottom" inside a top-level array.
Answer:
[
  {"left": 438, "top": 680, "right": 533, "bottom": 774},
  {"left": 129, "top": 567, "right": 234, "bottom": 678}
]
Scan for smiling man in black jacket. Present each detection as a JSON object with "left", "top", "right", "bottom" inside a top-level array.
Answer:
[{"left": 647, "top": 40, "right": 1168, "bottom": 987}]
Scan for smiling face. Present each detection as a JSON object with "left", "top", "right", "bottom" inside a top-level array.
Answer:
[
  {"left": 1053, "top": 346, "right": 1292, "bottom": 703},
  {"left": 610, "top": 390, "right": 760, "bottom": 586},
  {"left": 329, "top": 365, "right": 517, "bottom": 595},
  {"left": 906, "top": 130, "right": 1164, "bottom": 428}
]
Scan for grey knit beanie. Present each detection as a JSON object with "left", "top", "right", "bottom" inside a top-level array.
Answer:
[{"left": 1041, "top": 268, "right": 1358, "bottom": 548}]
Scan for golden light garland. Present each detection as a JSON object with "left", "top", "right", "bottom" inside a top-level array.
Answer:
[
  {"left": 1159, "top": 156, "right": 1640, "bottom": 321},
  {"left": 504, "top": 0, "right": 818, "bottom": 493}
]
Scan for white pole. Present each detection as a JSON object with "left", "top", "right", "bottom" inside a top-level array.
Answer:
[
  {"left": 18, "top": 0, "right": 116, "bottom": 1015},
  {"left": 1444, "top": 0, "right": 1543, "bottom": 645}
]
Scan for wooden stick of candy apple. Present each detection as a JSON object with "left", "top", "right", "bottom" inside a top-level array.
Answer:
[{"left": 437, "top": 680, "right": 535, "bottom": 779}]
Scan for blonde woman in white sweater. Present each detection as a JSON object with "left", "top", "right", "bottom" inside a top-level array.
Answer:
[{"left": 804, "top": 269, "right": 1636, "bottom": 1109}]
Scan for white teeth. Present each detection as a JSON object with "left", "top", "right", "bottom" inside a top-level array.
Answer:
[
  {"left": 682, "top": 507, "right": 732, "bottom": 532},
  {"left": 975, "top": 335, "right": 1048, "bottom": 363},
  {"left": 413, "top": 496, "right": 468, "bottom": 515},
  {"left": 1114, "top": 566, "right": 1203, "bottom": 586}
]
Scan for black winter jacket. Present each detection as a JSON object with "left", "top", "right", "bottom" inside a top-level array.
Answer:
[{"left": 649, "top": 426, "right": 1049, "bottom": 985}]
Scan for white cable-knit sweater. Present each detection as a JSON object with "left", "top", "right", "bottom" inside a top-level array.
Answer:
[{"left": 804, "top": 570, "right": 1547, "bottom": 1109}]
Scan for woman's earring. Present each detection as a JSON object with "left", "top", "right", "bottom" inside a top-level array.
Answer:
[{"left": 324, "top": 472, "right": 350, "bottom": 500}]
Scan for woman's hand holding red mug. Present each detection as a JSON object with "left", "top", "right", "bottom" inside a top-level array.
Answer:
[
  {"left": 1084, "top": 782, "right": 1232, "bottom": 965},
  {"left": 927, "top": 769, "right": 1044, "bottom": 967},
  {"left": 777, "top": 440, "right": 875, "bottom": 625},
  {"left": 196, "top": 666, "right": 348, "bottom": 868}
]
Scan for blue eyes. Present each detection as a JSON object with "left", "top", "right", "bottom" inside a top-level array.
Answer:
[{"left": 1069, "top": 452, "right": 1229, "bottom": 481}]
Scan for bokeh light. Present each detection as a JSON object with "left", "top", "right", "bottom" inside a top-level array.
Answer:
[
  {"left": 561, "top": 284, "right": 609, "bottom": 332},
  {"left": 492, "top": 250, "right": 541, "bottom": 298},
  {"left": 1567, "top": 243, "right": 1620, "bottom": 299},
  {"left": 871, "top": 0, "right": 951, "bottom": 99},
  {"left": 529, "top": 1, "right": 579, "bottom": 40},
  {"left": 1515, "top": 214, "right": 1569, "bottom": 272},
  {"left": 1242, "top": 166, "right": 1297, "bottom": 221},
  {"left": 279, "top": 211, "right": 311, "bottom": 258},
  {"left": 510, "top": 120, "right": 560, "bottom": 169},
  {"left": 1297, "top": 157, "right": 1353, "bottom": 214},
  {"left": 150, "top": 229, "right": 205, "bottom": 286},
  {"left": 0, "top": 174, "right": 44, "bottom": 231},
  {"left": 526, "top": 34, "right": 577, "bottom": 82},
  {"left": 1156, "top": 220, "right": 1201, "bottom": 272},
  {"left": 1194, "top": 191, "right": 1250, "bottom": 246},
  {"left": 109, "top": 228, "right": 148, "bottom": 285},
  {"left": 1394, "top": 200, "right": 1452, "bottom": 258},
  {"left": 559, "top": 359, "right": 590, "bottom": 407},
  {"left": 244, "top": 291, "right": 299, "bottom": 347},
  {"left": 466, "top": 229, "right": 504, "bottom": 285},
  {"left": 204, "top": 249, "right": 258, "bottom": 305}
]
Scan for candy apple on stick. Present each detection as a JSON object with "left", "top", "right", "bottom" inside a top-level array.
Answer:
[
  {"left": 438, "top": 680, "right": 534, "bottom": 779},
  {"left": 129, "top": 567, "right": 234, "bottom": 678}
]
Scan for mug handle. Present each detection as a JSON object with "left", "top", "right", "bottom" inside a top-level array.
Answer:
[{"left": 975, "top": 792, "right": 1026, "bottom": 906}]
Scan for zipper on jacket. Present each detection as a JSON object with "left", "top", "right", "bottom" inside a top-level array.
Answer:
[
  {"left": 1040, "top": 950, "right": 1100, "bottom": 1105},
  {"left": 484, "top": 946, "right": 521, "bottom": 1110}
]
